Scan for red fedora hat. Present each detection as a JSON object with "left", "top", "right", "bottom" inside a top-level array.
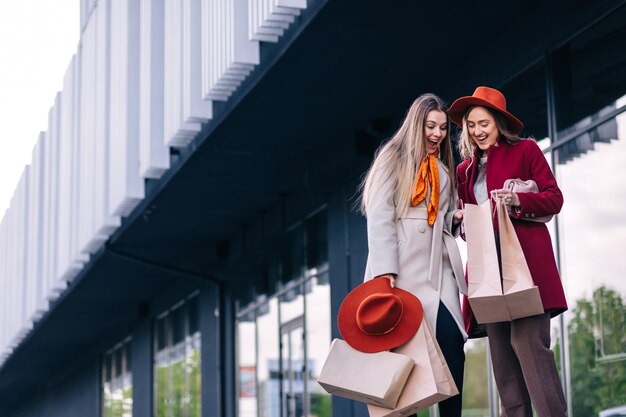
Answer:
[
  {"left": 338, "top": 277, "right": 423, "bottom": 353},
  {"left": 448, "top": 86, "right": 524, "bottom": 135}
]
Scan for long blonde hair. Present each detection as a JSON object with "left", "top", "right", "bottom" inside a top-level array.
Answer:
[
  {"left": 457, "top": 105, "right": 522, "bottom": 160},
  {"left": 360, "top": 94, "right": 455, "bottom": 218}
]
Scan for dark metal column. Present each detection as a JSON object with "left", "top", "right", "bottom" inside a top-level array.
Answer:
[{"left": 545, "top": 51, "right": 572, "bottom": 417}]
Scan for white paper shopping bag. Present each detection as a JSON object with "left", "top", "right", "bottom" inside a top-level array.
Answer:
[
  {"left": 368, "top": 320, "right": 458, "bottom": 417},
  {"left": 318, "top": 339, "right": 414, "bottom": 409}
]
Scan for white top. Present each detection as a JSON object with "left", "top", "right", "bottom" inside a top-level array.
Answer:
[{"left": 473, "top": 155, "right": 489, "bottom": 204}]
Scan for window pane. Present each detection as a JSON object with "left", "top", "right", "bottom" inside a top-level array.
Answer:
[
  {"left": 305, "top": 272, "right": 331, "bottom": 417},
  {"left": 188, "top": 296, "right": 199, "bottom": 336},
  {"left": 154, "top": 297, "right": 201, "bottom": 417},
  {"left": 305, "top": 210, "right": 328, "bottom": 272},
  {"left": 280, "top": 282, "right": 304, "bottom": 325},
  {"left": 553, "top": 4, "right": 626, "bottom": 133},
  {"left": 187, "top": 333, "right": 201, "bottom": 417},
  {"left": 257, "top": 298, "right": 280, "bottom": 417},
  {"left": 102, "top": 340, "right": 132, "bottom": 417},
  {"left": 283, "top": 229, "right": 303, "bottom": 283},
  {"left": 172, "top": 305, "right": 185, "bottom": 346},
  {"left": 462, "top": 339, "right": 490, "bottom": 417},
  {"left": 103, "top": 355, "right": 113, "bottom": 417},
  {"left": 237, "top": 319, "right": 257, "bottom": 417},
  {"left": 556, "top": 109, "right": 626, "bottom": 417},
  {"left": 282, "top": 326, "right": 305, "bottom": 417},
  {"left": 500, "top": 61, "right": 548, "bottom": 139},
  {"left": 123, "top": 343, "right": 133, "bottom": 417}
]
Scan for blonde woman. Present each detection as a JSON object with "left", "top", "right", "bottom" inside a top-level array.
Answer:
[{"left": 361, "top": 94, "right": 467, "bottom": 417}]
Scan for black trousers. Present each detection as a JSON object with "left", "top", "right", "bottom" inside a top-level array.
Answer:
[
  {"left": 413, "top": 302, "right": 465, "bottom": 417},
  {"left": 435, "top": 302, "right": 465, "bottom": 417}
]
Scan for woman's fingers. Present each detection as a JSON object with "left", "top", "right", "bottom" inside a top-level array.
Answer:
[
  {"left": 491, "top": 188, "right": 519, "bottom": 207},
  {"left": 453, "top": 209, "right": 464, "bottom": 225}
]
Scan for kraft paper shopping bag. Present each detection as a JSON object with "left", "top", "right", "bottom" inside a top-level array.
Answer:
[
  {"left": 368, "top": 320, "right": 458, "bottom": 417},
  {"left": 464, "top": 200, "right": 511, "bottom": 323},
  {"left": 496, "top": 198, "right": 544, "bottom": 320},
  {"left": 318, "top": 339, "right": 414, "bottom": 409}
]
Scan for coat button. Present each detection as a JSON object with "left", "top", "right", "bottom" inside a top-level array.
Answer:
[
  {"left": 525, "top": 214, "right": 530, "bottom": 218},
  {"left": 418, "top": 225, "right": 426, "bottom": 233},
  {"left": 531, "top": 213, "right": 535, "bottom": 218}
]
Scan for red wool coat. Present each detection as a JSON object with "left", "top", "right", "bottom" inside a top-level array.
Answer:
[{"left": 456, "top": 138, "right": 568, "bottom": 337}]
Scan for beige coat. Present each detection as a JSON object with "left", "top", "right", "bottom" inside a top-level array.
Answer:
[{"left": 364, "top": 161, "right": 468, "bottom": 340}]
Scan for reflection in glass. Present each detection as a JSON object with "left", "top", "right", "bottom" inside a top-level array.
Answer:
[
  {"left": 305, "top": 210, "right": 328, "bottom": 273},
  {"left": 237, "top": 318, "right": 257, "bottom": 417},
  {"left": 257, "top": 298, "right": 280, "bottom": 417},
  {"left": 236, "top": 209, "right": 331, "bottom": 417},
  {"left": 501, "top": 61, "right": 547, "bottom": 139},
  {"left": 280, "top": 282, "right": 304, "bottom": 326},
  {"left": 154, "top": 295, "right": 201, "bottom": 417},
  {"left": 102, "top": 338, "right": 132, "bottom": 417},
  {"left": 461, "top": 339, "right": 490, "bottom": 417},
  {"left": 281, "top": 323, "right": 305, "bottom": 417},
  {"left": 556, "top": 110, "right": 626, "bottom": 417},
  {"left": 305, "top": 272, "right": 331, "bottom": 417},
  {"left": 552, "top": 4, "right": 626, "bottom": 133}
]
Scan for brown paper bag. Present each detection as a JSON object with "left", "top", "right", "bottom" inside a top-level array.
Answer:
[
  {"left": 464, "top": 200, "right": 511, "bottom": 323},
  {"left": 496, "top": 198, "right": 544, "bottom": 320},
  {"left": 368, "top": 320, "right": 458, "bottom": 417},
  {"left": 318, "top": 339, "right": 415, "bottom": 408}
]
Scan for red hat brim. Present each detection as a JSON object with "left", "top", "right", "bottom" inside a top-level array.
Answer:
[
  {"left": 338, "top": 277, "right": 423, "bottom": 353},
  {"left": 448, "top": 96, "right": 524, "bottom": 135}
]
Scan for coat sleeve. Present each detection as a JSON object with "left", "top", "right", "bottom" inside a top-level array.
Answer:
[
  {"left": 366, "top": 174, "right": 400, "bottom": 278},
  {"left": 512, "top": 141, "right": 564, "bottom": 220},
  {"left": 456, "top": 164, "right": 468, "bottom": 241},
  {"left": 445, "top": 192, "right": 461, "bottom": 238}
]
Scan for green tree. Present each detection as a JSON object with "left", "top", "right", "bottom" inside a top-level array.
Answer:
[
  {"left": 462, "top": 338, "right": 489, "bottom": 414},
  {"left": 566, "top": 286, "right": 626, "bottom": 417}
]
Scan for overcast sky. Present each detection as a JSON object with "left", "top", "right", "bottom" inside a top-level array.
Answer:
[{"left": 0, "top": 0, "right": 78, "bottom": 217}]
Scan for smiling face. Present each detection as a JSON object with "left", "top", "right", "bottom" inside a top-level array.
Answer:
[
  {"left": 424, "top": 110, "right": 448, "bottom": 154},
  {"left": 465, "top": 106, "right": 499, "bottom": 152}
]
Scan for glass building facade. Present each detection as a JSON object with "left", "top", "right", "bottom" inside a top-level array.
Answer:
[
  {"left": 229, "top": 5, "right": 626, "bottom": 417},
  {"left": 154, "top": 295, "right": 202, "bottom": 417},
  {"left": 102, "top": 338, "right": 133, "bottom": 417},
  {"left": 236, "top": 210, "right": 332, "bottom": 417},
  {"left": 1, "top": 2, "right": 624, "bottom": 417}
]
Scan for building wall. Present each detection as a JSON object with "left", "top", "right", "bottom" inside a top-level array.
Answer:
[{"left": 12, "top": 361, "right": 100, "bottom": 417}]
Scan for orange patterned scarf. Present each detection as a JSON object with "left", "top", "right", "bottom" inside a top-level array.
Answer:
[{"left": 411, "top": 151, "right": 439, "bottom": 225}]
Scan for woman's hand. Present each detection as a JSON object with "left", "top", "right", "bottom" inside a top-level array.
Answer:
[
  {"left": 376, "top": 274, "right": 396, "bottom": 288},
  {"left": 491, "top": 188, "right": 520, "bottom": 207},
  {"left": 453, "top": 209, "right": 464, "bottom": 225}
]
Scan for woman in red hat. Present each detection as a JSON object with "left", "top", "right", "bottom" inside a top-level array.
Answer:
[
  {"left": 360, "top": 94, "right": 468, "bottom": 417},
  {"left": 448, "top": 86, "right": 568, "bottom": 417}
]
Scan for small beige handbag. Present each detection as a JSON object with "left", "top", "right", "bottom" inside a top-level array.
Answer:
[{"left": 503, "top": 178, "right": 553, "bottom": 223}]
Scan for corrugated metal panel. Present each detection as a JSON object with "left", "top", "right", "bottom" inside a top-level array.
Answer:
[
  {"left": 249, "top": 0, "right": 305, "bottom": 43},
  {"left": 95, "top": 0, "right": 122, "bottom": 242},
  {"left": 45, "top": 95, "right": 65, "bottom": 301},
  {"left": 139, "top": 0, "right": 169, "bottom": 179},
  {"left": 0, "top": 0, "right": 310, "bottom": 363},
  {"left": 109, "top": 0, "right": 144, "bottom": 217},
  {"left": 183, "top": 0, "right": 213, "bottom": 121},
  {"left": 203, "top": 0, "right": 260, "bottom": 101},
  {"left": 164, "top": 0, "right": 202, "bottom": 148}
]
